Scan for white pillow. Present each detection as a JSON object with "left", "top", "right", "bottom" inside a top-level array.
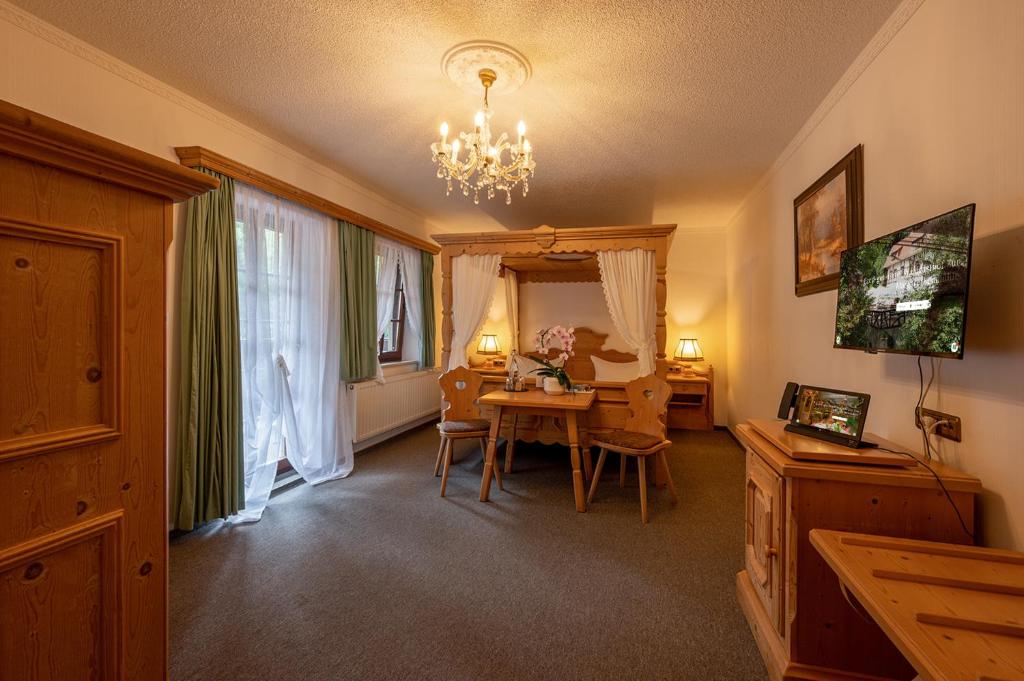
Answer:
[{"left": 591, "top": 356, "right": 642, "bottom": 383}]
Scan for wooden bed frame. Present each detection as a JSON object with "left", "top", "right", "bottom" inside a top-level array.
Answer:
[{"left": 431, "top": 224, "right": 678, "bottom": 448}]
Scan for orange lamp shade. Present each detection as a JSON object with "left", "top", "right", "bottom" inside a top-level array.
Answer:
[
  {"left": 477, "top": 334, "right": 501, "bottom": 355},
  {"left": 674, "top": 338, "right": 703, "bottom": 362}
]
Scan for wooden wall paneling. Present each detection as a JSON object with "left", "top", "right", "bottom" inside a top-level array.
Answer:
[{"left": 0, "top": 100, "right": 213, "bottom": 681}]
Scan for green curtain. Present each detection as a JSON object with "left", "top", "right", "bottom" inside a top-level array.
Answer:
[
  {"left": 172, "top": 169, "right": 243, "bottom": 531},
  {"left": 339, "top": 220, "right": 378, "bottom": 381},
  {"left": 420, "top": 250, "right": 436, "bottom": 368}
]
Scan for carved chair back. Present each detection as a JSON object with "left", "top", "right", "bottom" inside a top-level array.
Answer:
[
  {"left": 623, "top": 374, "right": 672, "bottom": 438},
  {"left": 438, "top": 366, "right": 484, "bottom": 422}
]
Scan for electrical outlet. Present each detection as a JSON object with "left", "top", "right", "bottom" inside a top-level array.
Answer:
[{"left": 916, "top": 407, "right": 962, "bottom": 442}]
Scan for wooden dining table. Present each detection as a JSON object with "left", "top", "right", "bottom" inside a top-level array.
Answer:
[{"left": 477, "top": 388, "right": 596, "bottom": 512}]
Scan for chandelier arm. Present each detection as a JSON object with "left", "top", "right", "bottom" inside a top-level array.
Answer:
[{"left": 430, "top": 65, "right": 534, "bottom": 203}]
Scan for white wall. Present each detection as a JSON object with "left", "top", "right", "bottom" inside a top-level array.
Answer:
[{"left": 726, "top": 0, "right": 1024, "bottom": 549}]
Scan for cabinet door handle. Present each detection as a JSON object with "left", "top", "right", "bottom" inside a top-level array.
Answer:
[{"left": 765, "top": 545, "right": 778, "bottom": 557}]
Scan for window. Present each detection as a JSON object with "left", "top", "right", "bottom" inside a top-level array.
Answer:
[
  {"left": 235, "top": 205, "right": 290, "bottom": 469},
  {"left": 378, "top": 261, "right": 406, "bottom": 362}
]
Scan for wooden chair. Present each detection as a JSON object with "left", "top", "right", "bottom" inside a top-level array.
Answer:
[
  {"left": 434, "top": 366, "right": 503, "bottom": 497},
  {"left": 587, "top": 375, "right": 678, "bottom": 523}
]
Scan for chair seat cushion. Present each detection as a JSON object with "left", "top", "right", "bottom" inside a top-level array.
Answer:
[
  {"left": 592, "top": 430, "right": 665, "bottom": 451},
  {"left": 439, "top": 419, "right": 491, "bottom": 434}
]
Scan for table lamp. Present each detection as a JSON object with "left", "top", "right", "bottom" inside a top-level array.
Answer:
[
  {"left": 477, "top": 334, "right": 501, "bottom": 367},
  {"left": 674, "top": 338, "right": 704, "bottom": 375}
]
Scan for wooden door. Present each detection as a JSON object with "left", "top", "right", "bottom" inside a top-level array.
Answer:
[
  {"left": 0, "top": 101, "right": 216, "bottom": 681},
  {"left": 744, "top": 447, "right": 784, "bottom": 633}
]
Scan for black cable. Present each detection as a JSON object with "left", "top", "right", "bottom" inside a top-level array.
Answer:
[
  {"left": 915, "top": 356, "right": 940, "bottom": 460},
  {"left": 875, "top": 445, "right": 975, "bottom": 541},
  {"left": 915, "top": 356, "right": 929, "bottom": 459}
]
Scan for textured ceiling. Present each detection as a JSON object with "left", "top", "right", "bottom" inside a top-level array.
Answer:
[{"left": 12, "top": 0, "right": 901, "bottom": 230}]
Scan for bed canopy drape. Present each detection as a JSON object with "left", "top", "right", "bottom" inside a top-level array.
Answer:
[
  {"left": 432, "top": 224, "right": 675, "bottom": 376},
  {"left": 448, "top": 253, "right": 502, "bottom": 369},
  {"left": 597, "top": 248, "right": 658, "bottom": 375}
]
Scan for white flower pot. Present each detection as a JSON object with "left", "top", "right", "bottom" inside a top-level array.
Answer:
[{"left": 543, "top": 377, "right": 565, "bottom": 395}]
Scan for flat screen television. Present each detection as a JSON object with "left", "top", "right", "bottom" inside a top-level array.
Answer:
[{"left": 834, "top": 203, "right": 975, "bottom": 359}]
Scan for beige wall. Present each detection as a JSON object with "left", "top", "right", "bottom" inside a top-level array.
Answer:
[
  {"left": 725, "top": 0, "right": 1024, "bottom": 549},
  {"left": 478, "top": 281, "right": 630, "bottom": 355},
  {"left": 661, "top": 229, "right": 729, "bottom": 425}
]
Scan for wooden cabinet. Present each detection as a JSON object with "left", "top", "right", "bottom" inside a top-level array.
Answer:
[
  {"left": 0, "top": 101, "right": 216, "bottom": 680},
  {"left": 666, "top": 369, "right": 714, "bottom": 430},
  {"left": 744, "top": 446, "right": 784, "bottom": 633},
  {"left": 735, "top": 419, "right": 982, "bottom": 681}
]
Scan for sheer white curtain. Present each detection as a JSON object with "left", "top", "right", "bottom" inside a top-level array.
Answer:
[
  {"left": 504, "top": 268, "right": 520, "bottom": 356},
  {"left": 448, "top": 254, "right": 501, "bottom": 369},
  {"left": 597, "top": 248, "right": 658, "bottom": 375},
  {"left": 398, "top": 244, "right": 423, "bottom": 363},
  {"left": 234, "top": 183, "right": 353, "bottom": 522},
  {"left": 373, "top": 238, "right": 401, "bottom": 381}
]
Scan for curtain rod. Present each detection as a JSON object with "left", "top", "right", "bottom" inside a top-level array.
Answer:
[{"left": 174, "top": 146, "right": 439, "bottom": 254}]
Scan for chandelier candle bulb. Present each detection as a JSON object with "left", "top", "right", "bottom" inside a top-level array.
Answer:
[{"left": 429, "top": 66, "right": 536, "bottom": 205}]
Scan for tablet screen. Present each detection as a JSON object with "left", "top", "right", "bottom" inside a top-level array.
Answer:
[{"left": 792, "top": 385, "right": 870, "bottom": 443}]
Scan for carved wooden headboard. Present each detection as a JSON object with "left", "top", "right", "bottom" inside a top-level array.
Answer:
[{"left": 529, "top": 326, "right": 636, "bottom": 382}]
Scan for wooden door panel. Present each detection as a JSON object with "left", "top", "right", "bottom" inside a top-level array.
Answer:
[
  {"left": 0, "top": 151, "right": 169, "bottom": 681},
  {"left": 0, "top": 513, "right": 122, "bottom": 681},
  {"left": 0, "top": 100, "right": 218, "bottom": 681},
  {"left": 745, "top": 447, "right": 784, "bottom": 632},
  {"left": 0, "top": 219, "right": 122, "bottom": 459},
  {"left": 0, "top": 448, "right": 120, "bottom": 546}
]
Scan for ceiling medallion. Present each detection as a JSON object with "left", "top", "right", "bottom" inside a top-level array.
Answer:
[{"left": 430, "top": 41, "right": 535, "bottom": 205}]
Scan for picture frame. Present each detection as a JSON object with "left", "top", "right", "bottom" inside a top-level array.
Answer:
[{"left": 793, "top": 145, "right": 864, "bottom": 296}]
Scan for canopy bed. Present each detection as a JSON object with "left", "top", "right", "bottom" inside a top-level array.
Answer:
[{"left": 431, "top": 224, "right": 712, "bottom": 456}]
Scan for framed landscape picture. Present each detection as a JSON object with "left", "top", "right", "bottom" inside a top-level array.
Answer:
[{"left": 793, "top": 145, "right": 863, "bottom": 296}]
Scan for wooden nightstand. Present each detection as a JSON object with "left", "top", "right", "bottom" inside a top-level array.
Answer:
[{"left": 666, "top": 368, "right": 714, "bottom": 430}]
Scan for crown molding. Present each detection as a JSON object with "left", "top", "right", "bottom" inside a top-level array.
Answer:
[
  {"left": 0, "top": 0, "right": 429, "bottom": 226},
  {"left": 0, "top": 99, "right": 218, "bottom": 201},
  {"left": 726, "top": 0, "right": 926, "bottom": 227}
]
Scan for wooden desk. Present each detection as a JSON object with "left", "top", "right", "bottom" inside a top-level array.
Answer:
[
  {"left": 478, "top": 389, "right": 596, "bottom": 512},
  {"left": 811, "top": 530, "right": 1024, "bottom": 681}
]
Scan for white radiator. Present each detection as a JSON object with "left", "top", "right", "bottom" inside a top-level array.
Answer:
[{"left": 348, "top": 368, "right": 441, "bottom": 446}]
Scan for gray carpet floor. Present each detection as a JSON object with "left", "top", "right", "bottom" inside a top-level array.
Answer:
[{"left": 169, "top": 425, "right": 767, "bottom": 681}]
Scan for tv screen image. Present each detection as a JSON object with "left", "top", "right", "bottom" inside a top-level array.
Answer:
[
  {"left": 793, "top": 387, "right": 867, "bottom": 438},
  {"left": 834, "top": 204, "right": 975, "bottom": 358}
]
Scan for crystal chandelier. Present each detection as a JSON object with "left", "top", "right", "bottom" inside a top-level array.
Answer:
[{"left": 430, "top": 68, "right": 535, "bottom": 205}]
